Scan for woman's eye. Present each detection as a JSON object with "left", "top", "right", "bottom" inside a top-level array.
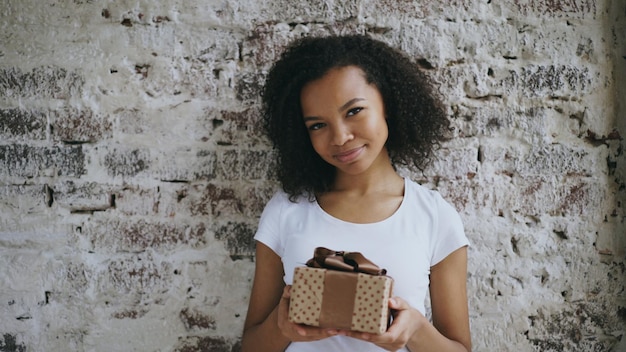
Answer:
[
  {"left": 308, "top": 123, "right": 325, "bottom": 131},
  {"left": 347, "top": 107, "right": 363, "bottom": 116}
]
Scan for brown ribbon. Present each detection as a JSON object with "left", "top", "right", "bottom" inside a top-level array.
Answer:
[{"left": 305, "top": 247, "right": 387, "bottom": 276}]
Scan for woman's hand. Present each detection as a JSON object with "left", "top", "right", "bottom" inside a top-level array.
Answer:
[
  {"left": 339, "top": 296, "right": 424, "bottom": 351},
  {"left": 277, "top": 286, "right": 340, "bottom": 342}
]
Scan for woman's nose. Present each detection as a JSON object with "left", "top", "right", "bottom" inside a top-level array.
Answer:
[{"left": 330, "top": 123, "right": 354, "bottom": 146}]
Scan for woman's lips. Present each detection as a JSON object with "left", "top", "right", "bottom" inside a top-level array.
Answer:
[{"left": 333, "top": 146, "right": 364, "bottom": 163}]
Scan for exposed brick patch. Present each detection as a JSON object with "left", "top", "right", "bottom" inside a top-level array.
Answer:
[
  {"left": 0, "top": 108, "right": 46, "bottom": 141},
  {"left": 0, "top": 185, "right": 50, "bottom": 216},
  {"left": 107, "top": 253, "right": 173, "bottom": 293},
  {"left": 65, "top": 261, "right": 90, "bottom": 294},
  {"left": 584, "top": 129, "right": 623, "bottom": 146},
  {"left": 513, "top": 0, "right": 597, "bottom": 18},
  {"left": 214, "top": 221, "right": 255, "bottom": 260},
  {"left": 0, "top": 144, "right": 85, "bottom": 177},
  {"left": 83, "top": 219, "right": 207, "bottom": 253},
  {"left": 189, "top": 183, "right": 242, "bottom": 217},
  {"left": 111, "top": 308, "right": 148, "bottom": 319},
  {"left": 211, "top": 107, "right": 267, "bottom": 146},
  {"left": 526, "top": 302, "right": 621, "bottom": 351},
  {"left": 0, "top": 333, "right": 26, "bottom": 352},
  {"left": 216, "top": 149, "right": 277, "bottom": 180},
  {"left": 504, "top": 65, "right": 591, "bottom": 97},
  {"left": 0, "top": 66, "right": 83, "bottom": 99},
  {"left": 50, "top": 107, "right": 112, "bottom": 143},
  {"left": 243, "top": 185, "right": 277, "bottom": 217},
  {"left": 235, "top": 72, "right": 263, "bottom": 103},
  {"left": 180, "top": 308, "right": 217, "bottom": 331},
  {"left": 104, "top": 149, "right": 150, "bottom": 177},
  {"left": 174, "top": 336, "right": 238, "bottom": 352},
  {"left": 114, "top": 186, "right": 164, "bottom": 216},
  {"left": 244, "top": 23, "right": 299, "bottom": 68},
  {"left": 53, "top": 181, "right": 113, "bottom": 212}
]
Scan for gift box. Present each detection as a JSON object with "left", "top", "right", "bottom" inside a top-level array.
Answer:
[{"left": 288, "top": 247, "right": 393, "bottom": 334}]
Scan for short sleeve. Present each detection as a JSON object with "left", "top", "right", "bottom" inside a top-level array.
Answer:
[
  {"left": 253, "top": 192, "right": 286, "bottom": 257},
  {"left": 430, "top": 193, "right": 470, "bottom": 266}
]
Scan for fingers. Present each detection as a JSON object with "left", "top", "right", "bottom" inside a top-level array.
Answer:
[
  {"left": 389, "top": 296, "right": 409, "bottom": 310},
  {"left": 277, "top": 285, "right": 339, "bottom": 342}
]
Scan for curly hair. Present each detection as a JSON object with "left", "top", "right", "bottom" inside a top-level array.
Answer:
[{"left": 262, "top": 34, "right": 450, "bottom": 200}]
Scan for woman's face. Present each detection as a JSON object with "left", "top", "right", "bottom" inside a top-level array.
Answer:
[{"left": 300, "top": 65, "right": 389, "bottom": 176}]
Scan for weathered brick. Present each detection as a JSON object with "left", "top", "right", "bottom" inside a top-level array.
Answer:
[
  {"left": 243, "top": 22, "right": 363, "bottom": 70},
  {"left": 0, "top": 333, "right": 26, "bottom": 352},
  {"left": 0, "top": 185, "right": 49, "bottom": 217},
  {"left": 0, "top": 144, "right": 85, "bottom": 178},
  {"left": 480, "top": 143, "right": 604, "bottom": 177},
  {"left": 174, "top": 336, "right": 239, "bottom": 352},
  {"left": 510, "top": 0, "right": 597, "bottom": 19},
  {"left": 0, "top": 66, "right": 83, "bottom": 99},
  {"left": 215, "top": 149, "right": 276, "bottom": 180},
  {"left": 503, "top": 65, "right": 592, "bottom": 98},
  {"left": 105, "top": 252, "right": 173, "bottom": 293},
  {"left": 50, "top": 107, "right": 112, "bottom": 143},
  {"left": 254, "top": 0, "right": 359, "bottom": 23},
  {"left": 103, "top": 148, "right": 150, "bottom": 177},
  {"left": 103, "top": 148, "right": 217, "bottom": 181},
  {"left": 114, "top": 185, "right": 168, "bottom": 217},
  {"left": 209, "top": 107, "right": 267, "bottom": 147},
  {"left": 361, "top": 0, "right": 430, "bottom": 18},
  {"left": 214, "top": 221, "right": 255, "bottom": 260},
  {"left": 81, "top": 218, "right": 207, "bottom": 253},
  {"left": 52, "top": 181, "right": 113, "bottom": 212},
  {"left": 188, "top": 183, "right": 243, "bottom": 217},
  {"left": 0, "top": 108, "right": 46, "bottom": 141},
  {"left": 111, "top": 308, "right": 148, "bottom": 320},
  {"left": 526, "top": 302, "right": 621, "bottom": 351},
  {"left": 449, "top": 105, "right": 590, "bottom": 145},
  {"left": 180, "top": 307, "right": 217, "bottom": 331},
  {"left": 114, "top": 182, "right": 274, "bottom": 219},
  {"left": 438, "top": 64, "right": 595, "bottom": 101},
  {"left": 427, "top": 146, "right": 480, "bottom": 179}
]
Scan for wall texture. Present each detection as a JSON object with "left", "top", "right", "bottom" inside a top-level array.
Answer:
[{"left": 0, "top": 0, "right": 625, "bottom": 351}]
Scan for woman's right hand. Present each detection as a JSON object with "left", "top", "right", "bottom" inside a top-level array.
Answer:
[{"left": 277, "top": 285, "right": 339, "bottom": 342}]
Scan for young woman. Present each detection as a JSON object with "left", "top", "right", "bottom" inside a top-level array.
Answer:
[{"left": 241, "top": 34, "right": 471, "bottom": 352}]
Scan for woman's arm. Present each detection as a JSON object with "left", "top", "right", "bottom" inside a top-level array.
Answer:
[
  {"left": 426, "top": 245, "right": 471, "bottom": 350},
  {"left": 241, "top": 242, "right": 291, "bottom": 352},
  {"left": 241, "top": 242, "right": 341, "bottom": 352},
  {"left": 342, "top": 246, "right": 471, "bottom": 352}
]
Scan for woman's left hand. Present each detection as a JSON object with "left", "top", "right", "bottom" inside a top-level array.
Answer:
[{"left": 339, "top": 296, "right": 424, "bottom": 351}]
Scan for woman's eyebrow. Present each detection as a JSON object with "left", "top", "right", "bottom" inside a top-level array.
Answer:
[
  {"left": 303, "top": 97, "right": 366, "bottom": 121},
  {"left": 338, "top": 97, "right": 365, "bottom": 112}
]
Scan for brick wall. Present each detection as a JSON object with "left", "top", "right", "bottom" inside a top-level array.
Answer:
[{"left": 0, "top": 0, "right": 624, "bottom": 351}]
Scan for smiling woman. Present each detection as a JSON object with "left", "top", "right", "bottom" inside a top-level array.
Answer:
[{"left": 241, "top": 34, "right": 471, "bottom": 352}]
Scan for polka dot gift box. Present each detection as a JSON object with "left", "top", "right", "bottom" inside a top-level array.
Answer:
[{"left": 288, "top": 247, "right": 394, "bottom": 334}]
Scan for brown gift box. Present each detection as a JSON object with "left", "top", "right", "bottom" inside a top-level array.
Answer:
[{"left": 288, "top": 248, "right": 394, "bottom": 335}]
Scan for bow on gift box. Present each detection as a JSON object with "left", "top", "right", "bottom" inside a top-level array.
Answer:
[{"left": 305, "top": 247, "right": 387, "bottom": 276}]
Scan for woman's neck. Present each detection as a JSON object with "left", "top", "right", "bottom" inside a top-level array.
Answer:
[{"left": 331, "top": 162, "right": 403, "bottom": 196}]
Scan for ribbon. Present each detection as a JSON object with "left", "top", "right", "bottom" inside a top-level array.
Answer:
[{"left": 305, "top": 247, "right": 387, "bottom": 276}]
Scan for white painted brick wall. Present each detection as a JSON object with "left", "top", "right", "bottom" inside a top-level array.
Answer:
[{"left": 0, "top": 0, "right": 624, "bottom": 351}]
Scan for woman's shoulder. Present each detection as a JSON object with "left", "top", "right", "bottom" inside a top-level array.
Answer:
[
  {"left": 263, "top": 188, "right": 312, "bottom": 213},
  {"left": 404, "top": 178, "right": 459, "bottom": 214},
  {"left": 404, "top": 178, "right": 439, "bottom": 200}
]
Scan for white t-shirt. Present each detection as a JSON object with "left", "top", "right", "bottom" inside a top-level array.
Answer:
[{"left": 254, "top": 178, "right": 469, "bottom": 352}]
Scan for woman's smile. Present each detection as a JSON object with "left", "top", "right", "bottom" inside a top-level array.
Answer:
[{"left": 333, "top": 146, "right": 365, "bottom": 163}]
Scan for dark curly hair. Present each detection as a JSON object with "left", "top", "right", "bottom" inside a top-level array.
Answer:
[{"left": 262, "top": 34, "right": 449, "bottom": 200}]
